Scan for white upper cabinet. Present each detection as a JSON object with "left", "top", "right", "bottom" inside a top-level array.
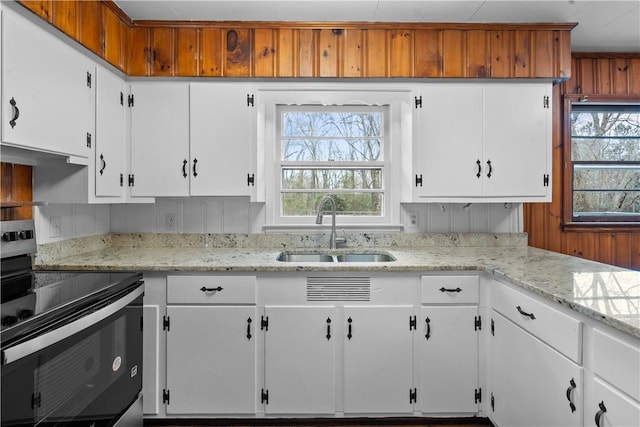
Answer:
[
  {"left": 1, "top": 7, "right": 94, "bottom": 159},
  {"left": 95, "top": 66, "right": 127, "bottom": 198},
  {"left": 190, "top": 83, "right": 256, "bottom": 197},
  {"left": 414, "top": 82, "right": 551, "bottom": 202},
  {"left": 129, "top": 82, "right": 190, "bottom": 197}
]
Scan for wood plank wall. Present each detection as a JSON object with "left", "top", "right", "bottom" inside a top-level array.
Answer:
[
  {"left": 523, "top": 53, "right": 640, "bottom": 270},
  {"left": 1, "top": 163, "right": 33, "bottom": 220},
  {"left": 17, "top": 1, "right": 574, "bottom": 79}
]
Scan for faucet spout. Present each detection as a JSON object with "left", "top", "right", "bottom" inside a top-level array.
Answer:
[{"left": 315, "top": 196, "right": 346, "bottom": 249}]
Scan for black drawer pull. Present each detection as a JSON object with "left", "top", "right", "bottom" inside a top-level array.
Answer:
[
  {"left": 9, "top": 97, "right": 19, "bottom": 128},
  {"left": 566, "top": 378, "right": 577, "bottom": 413},
  {"left": 347, "top": 317, "right": 353, "bottom": 340},
  {"left": 425, "top": 317, "right": 431, "bottom": 340},
  {"left": 246, "top": 318, "right": 252, "bottom": 340},
  {"left": 516, "top": 305, "right": 536, "bottom": 320},
  {"left": 439, "top": 287, "right": 462, "bottom": 293},
  {"left": 200, "top": 286, "right": 223, "bottom": 293},
  {"left": 326, "top": 318, "right": 331, "bottom": 340}
]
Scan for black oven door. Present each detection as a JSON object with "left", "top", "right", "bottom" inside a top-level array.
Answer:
[{"left": 1, "top": 285, "right": 143, "bottom": 427}]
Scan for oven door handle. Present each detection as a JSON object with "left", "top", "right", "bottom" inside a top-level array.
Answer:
[{"left": 2, "top": 285, "right": 144, "bottom": 365}]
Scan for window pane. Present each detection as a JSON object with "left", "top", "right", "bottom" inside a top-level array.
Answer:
[
  {"left": 282, "top": 139, "right": 381, "bottom": 162},
  {"left": 571, "top": 111, "right": 640, "bottom": 138},
  {"left": 574, "top": 165, "right": 640, "bottom": 191},
  {"left": 282, "top": 193, "right": 383, "bottom": 217},
  {"left": 573, "top": 191, "right": 640, "bottom": 217},
  {"left": 572, "top": 137, "right": 640, "bottom": 162},
  {"left": 282, "top": 169, "right": 382, "bottom": 190},
  {"left": 283, "top": 112, "right": 382, "bottom": 138}
]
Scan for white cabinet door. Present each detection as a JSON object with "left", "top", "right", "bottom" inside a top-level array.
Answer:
[
  {"left": 490, "top": 312, "right": 583, "bottom": 427},
  {"left": 129, "top": 82, "right": 189, "bottom": 197},
  {"left": 95, "top": 67, "right": 126, "bottom": 197},
  {"left": 1, "top": 7, "right": 94, "bottom": 159},
  {"left": 588, "top": 377, "right": 640, "bottom": 427},
  {"left": 142, "top": 305, "right": 161, "bottom": 415},
  {"left": 483, "top": 84, "right": 550, "bottom": 198},
  {"left": 420, "top": 306, "right": 479, "bottom": 414},
  {"left": 264, "top": 306, "right": 336, "bottom": 414},
  {"left": 165, "top": 306, "right": 256, "bottom": 415},
  {"left": 190, "top": 83, "right": 255, "bottom": 196},
  {"left": 343, "top": 305, "right": 414, "bottom": 414},
  {"left": 416, "top": 84, "right": 484, "bottom": 198}
]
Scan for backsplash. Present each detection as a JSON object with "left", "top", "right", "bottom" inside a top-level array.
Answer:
[{"left": 35, "top": 197, "right": 523, "bottom": 244}]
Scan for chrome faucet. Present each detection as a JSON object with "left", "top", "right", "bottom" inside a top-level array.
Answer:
[{"left": 315, "top": 196, "right": 347, "bottom": 249}]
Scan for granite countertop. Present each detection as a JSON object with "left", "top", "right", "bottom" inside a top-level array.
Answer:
[{"left": 34, "top": 232, "right": 640, "bottom": 339}]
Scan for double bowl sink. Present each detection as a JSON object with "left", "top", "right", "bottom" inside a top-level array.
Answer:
[{"left": 277, "top": 251, "right": 396, "bottom": 263}]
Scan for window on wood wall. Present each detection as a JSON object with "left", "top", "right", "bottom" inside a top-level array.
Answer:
[{"left": 564, "top": 96, "right": 640, "bottom": 226}]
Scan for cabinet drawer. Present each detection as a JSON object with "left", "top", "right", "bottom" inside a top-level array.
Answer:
[
  {"left": 592, "top": 328, "right": 640, "bottom": 401},
  {"left": 421, "top": 275, "right": 479, "bottom": 304},
  {"left": 167, "top": 275, "right": 256, "bottom": 304},
  {"left": 491, "top": 281, "right": 582, "bottom": 363}
]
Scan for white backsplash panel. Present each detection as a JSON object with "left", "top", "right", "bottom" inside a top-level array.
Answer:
[{"left": 35, "top": 198, "right": 522, "bottom": 244}]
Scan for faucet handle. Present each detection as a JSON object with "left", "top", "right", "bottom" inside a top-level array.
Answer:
[{"left": 336, "top": 228, "right": 347, "bottom": 247}]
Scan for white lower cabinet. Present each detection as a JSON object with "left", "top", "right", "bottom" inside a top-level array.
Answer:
[
  {"left": 343, "top": 305, "right": 415, "bottom": 414},
  {"left": 420, "top": 306, "right": 479, "bottom": 414},
  {"left": 165, "top": 306, "right": 256, "bottom": 415},
  {"left": 263, "top": 306, "right": 336, "bottom": 414},
  {"left": 588, "top": 377, "right": 640, "bottom": 427},
  {"left": 489, "top": 311, "right": 583, "bottom": 427}
]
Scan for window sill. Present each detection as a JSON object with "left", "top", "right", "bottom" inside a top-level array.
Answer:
[
  {"left": 562, "top": 222, "right": 640, "bottom": 233},
  {"left": 263, "top": 223, "right": 405, "bottom": 233}
]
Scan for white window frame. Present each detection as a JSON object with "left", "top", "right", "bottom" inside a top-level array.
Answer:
[{"left": 258, "top": 87, "right": 412, "bottom": 229}]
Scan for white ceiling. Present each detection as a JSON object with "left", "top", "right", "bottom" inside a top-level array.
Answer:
[{"left": 113, "top": 0, "right": 640, "bottom": 52}]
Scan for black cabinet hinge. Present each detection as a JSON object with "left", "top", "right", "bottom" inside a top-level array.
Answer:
[
  {"left": 261, "top": 388, "right": 269, "bottom": 404},
  {"left": 128, "top": 94, "right": 134, "bottom": 107},
  {"left": 543, "top": 174, "right": 550, "bottom": 187},
  {"left": 261, "top": 315, "right": 269, "bottom": 331},
  {"left": 409, "top": 388, "right": 417, "bottom": 404},
  {"left": 163, "top": 315, "right": 170, "bottom": 331},
  {"left": 247, "top": 94, "right": 255, "bottom": 107},
  {"left": 163, "top": 389, "right": 170, "bottom": 405},
  {"left": 86, "top": 71, "right": 92, "bottom": 88},
  {"left": 475, "top": 388, "right": 482, "bottom": 404},
  {"left": 120, "top": 92, "right": 124, "bottom": 106},
  {"left": 491, "top": 393, "right": 495, "bottom": 412},
  {"left": 415, "top": 174, "right": 423, "bottom": 187},
  {"left": 247, "top": 173, "right": 255, "bottom": 187},
  {"left": 128, "top": 174, "right": 135, "bottom": 187},
  {"left": 543, "top": 95, "right": 550, "bottom": 109},
  {"left": 474, "top": 316, "right": 482, "bottom": 331},
  {"left": 409, "top": 315, "right": 417, "bottom": 331},
  {"left": 491, "top": 318, "right": 495, "bottom": 336},
  {"left": 120, "top": 173, "right": 124, "bottom": 187},
  {"left": 86, "top": 132, "right": 92, "bottom": 148},
  {"left": 414, "top": 96, "right": 422, "bottom": 109}
]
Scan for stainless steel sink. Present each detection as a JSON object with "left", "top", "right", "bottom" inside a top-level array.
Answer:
[
  {"left": 276, "top": 251, "right": 396, "bottom": 263},
  {"left": 335, "top": 253, "right": 396, "bottom": 262},
  {"left": 276, "top": 252, "right": 335, "bottom": 262}
]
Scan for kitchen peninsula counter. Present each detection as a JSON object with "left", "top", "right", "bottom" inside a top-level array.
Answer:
[{"left": 34, "top": 232, "right": 640, "bottom": 339}]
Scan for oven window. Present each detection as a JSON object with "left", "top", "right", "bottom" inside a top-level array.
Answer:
[{"left": 1, "top": 295, "right": 142, "bottom": 427}]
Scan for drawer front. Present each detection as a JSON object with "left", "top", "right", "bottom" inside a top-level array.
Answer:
[
  {"left": 491, "top": 281, "right": 582, "bottom": 363},
  {"left": 593, "top": 328, "right": 640, "bottom": 401},
  {"left": 167, "top": 275, "right": 256, "bottom": 304},
  {"left": 421, "top": 275, "right": 479, "bottom": 304}
]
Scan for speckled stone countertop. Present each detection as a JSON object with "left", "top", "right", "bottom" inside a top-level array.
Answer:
[{"left": 34, "top": 232, "right": 640, "bottom": 339}]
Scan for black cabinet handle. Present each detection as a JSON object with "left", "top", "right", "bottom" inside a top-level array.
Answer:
[
  {"left": 486, "top": 159, "right": 493, "bottom": 178},
  {"left": 595, "top": 401, "right": 607, "bottom": 427},
  {"left": 9, "top": 97, "right": 19, "bottom": 128},
  {"left": 326, "top": 318, "right": 331, "bottom": 340},
  {"left": 476, "top": 159, "right": 482, "bottom": 178},
  {"left": 193, "top": 158, "right": 198, "bottom": 177},
  {"left": 439, "top": 287, "right": 462, "bottom": 293},
  {"left": 182, "top": 159, "right": 188, "bottom": 178},
  {"left": 566, "top": 378, "right": 577, "bottom": 413},
  {"left": 516, "top": 305, "right": 536, "bottom": 320},
  {"left": 425, "top": 317, "right": 431, "bottom": 340},
  {"left": 347, "top": 317, "right": 353, "bottom": 340},
  {"left": 246, "top": 318, "right": 252, "bottom": 340},
  {"left": 99, "top": 154, "right": 106, "bottom": 175},
  {"left": 200, "top": 286, "right": 223, "bottom": 293}
]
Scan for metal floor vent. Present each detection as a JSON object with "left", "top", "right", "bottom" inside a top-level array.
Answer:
[{"left": 306, "top": 276, "right": 371, "bottom": 301}]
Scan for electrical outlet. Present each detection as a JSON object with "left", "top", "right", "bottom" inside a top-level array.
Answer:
[
  {"left": 408, "top": 211, "right": 419, "bottom": 228},
  {"left": 165, "top": 213, "right": 176, "bottom": 231},
  {"left": 50, "top": 216, "right": 62, "bottom": 237}
]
